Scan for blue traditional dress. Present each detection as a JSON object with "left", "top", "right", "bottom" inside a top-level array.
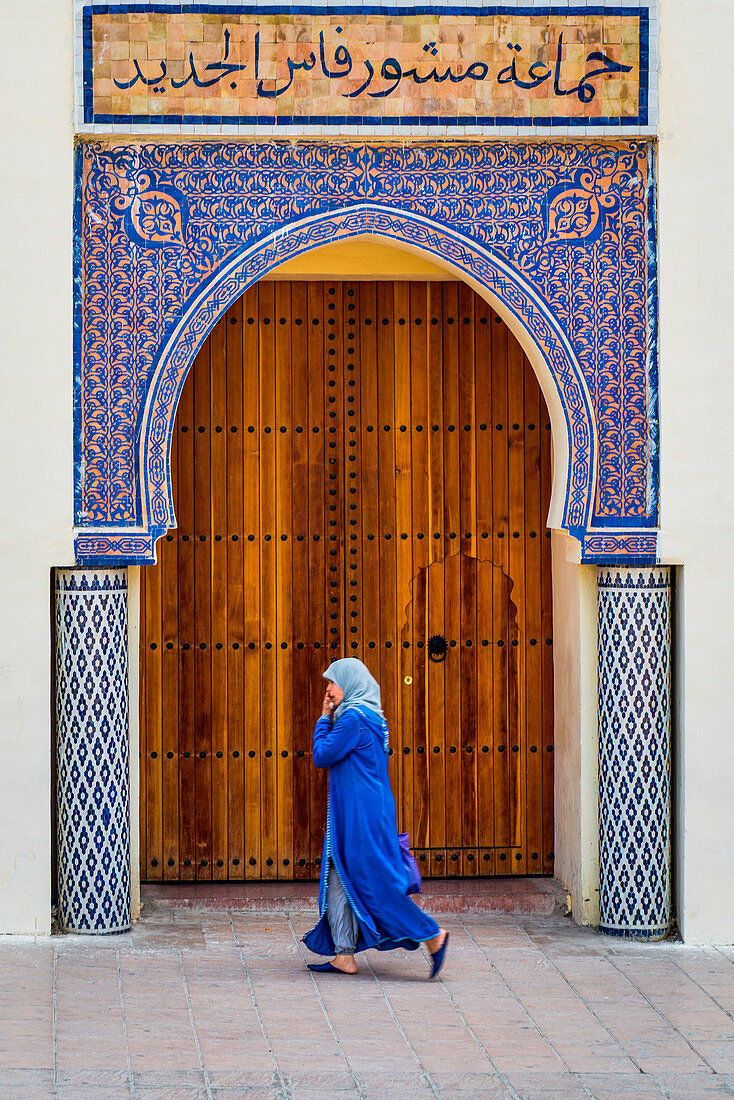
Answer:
[{"left": 302, "top": 659, "right": 440, "bottom": 957}]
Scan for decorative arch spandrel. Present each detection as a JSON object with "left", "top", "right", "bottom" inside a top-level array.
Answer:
[{"left": 74, "top": 140, "right": 657, "bottom": 566}]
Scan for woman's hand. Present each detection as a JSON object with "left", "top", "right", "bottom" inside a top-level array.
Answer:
[
  {"left": 321, "top": 693, "right": 335, "bottom": 718},
  {"left": 320, "top": 679, "right": 343, "bottom": 720}
]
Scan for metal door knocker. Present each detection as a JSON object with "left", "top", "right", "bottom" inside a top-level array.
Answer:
[{"left": 427, "top": 634, "right": 448, "bottom": 662}]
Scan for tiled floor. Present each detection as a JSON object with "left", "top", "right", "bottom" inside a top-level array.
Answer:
[{"left": 1, "top": 906, "right": 733, "bottom": 1098}]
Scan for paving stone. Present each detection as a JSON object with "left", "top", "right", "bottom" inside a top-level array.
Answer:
[
  {"left": 287, "top": 1090, "right": 357, "bottom": 1100},
  {"left": 505, "top": 1071, "right": 592, "bottom": 1098},
  {"left": 210, "top": 1092, "right": 284, "bottom": 1100},
  {"left": 283, "top": 1070, "right": 357, "bottom": 1091},
  {"left": 0, "top": 1089, "right": 55, "bottom": 1100},
  {"left": 653, "top": 1073, "right": 734, "bottom": 1097},
  {"left": 0, "top": 1069, "right": 54, "bottom": 1087},
  {"left": 1, "top": 910, "right": 733, "bottom": 1098},
  {"left": 56, "top": 1088, "right": 131, "bottom": 1100},
  {"left": 132, "top": 1070, "right": 207, "bottom": 1087},
  {"left": 129, "top": 1090, "right": 206, "bottom": 1099},
  {"left": 207, "top": 1071, "right": 281, "bottom": 1088},
  {"left": 579, "top": 1072, "right": 665, "bottom": 1098},
  {"left": 430, "top": 1071, "right": 514, "bottom": 1097},
  {"left": 57, "top": 1070, "right": 131, "bottom": 1087},
  {"left": 356, "top": 1070, "right": 435, "bottom": 1097}
]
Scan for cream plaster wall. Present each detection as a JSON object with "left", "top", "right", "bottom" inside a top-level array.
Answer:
[
  {"left": 551, "top": 535, "right": 599, "bottom": 925},
  {"left": 0, "top": 3, "right": 75, "bottom": 933},
  {"left": 657, "top": 0, "right": 734, "bottom": 943},
  {"left": 265, "top": 240, "right": 457, "bottom": 280}
]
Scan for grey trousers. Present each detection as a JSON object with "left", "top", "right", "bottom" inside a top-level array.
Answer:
[{"left": 326, "top": 860, "right": 359, "bottom": 954}]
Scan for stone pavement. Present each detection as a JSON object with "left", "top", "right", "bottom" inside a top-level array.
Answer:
[{"left": 1, "top": 904, "right": 734, "bottom": 1099}]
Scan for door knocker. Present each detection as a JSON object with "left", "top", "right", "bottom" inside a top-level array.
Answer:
[{"left": 427, "top": 634, "right": 448, "bottom": 662}]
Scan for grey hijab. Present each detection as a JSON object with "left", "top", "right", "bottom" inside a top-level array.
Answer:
[{"left": 322, "top": 658, "right": 384, "bottom": 721}]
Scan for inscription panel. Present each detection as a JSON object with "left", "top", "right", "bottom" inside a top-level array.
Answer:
[{"left": 80, "top": 4, "right": 652, "bottom": 131}]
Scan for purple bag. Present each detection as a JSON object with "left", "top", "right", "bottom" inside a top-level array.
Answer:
[{"left": 398, "top": 832, "right": 422, "bottom": 895}]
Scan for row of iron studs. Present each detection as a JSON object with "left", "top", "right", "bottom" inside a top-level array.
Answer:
[{"left": 147, "top": 851, "right": 550, "bottom": 869}]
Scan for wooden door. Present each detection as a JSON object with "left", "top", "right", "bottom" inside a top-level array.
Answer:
[{"left": 139, "top": 280, "right": 554, "bottom": 882}]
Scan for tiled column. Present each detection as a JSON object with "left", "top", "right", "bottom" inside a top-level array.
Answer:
[
  {"left": 597, "top": 567, "right": 672, "bottom": 940},
  {"left": 55, "top": 569, "right": 130, "bottom": 933}
]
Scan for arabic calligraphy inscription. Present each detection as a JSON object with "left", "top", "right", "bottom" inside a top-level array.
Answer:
[{"left": 84, "top": 8, "right": 648, "bottom": 127}]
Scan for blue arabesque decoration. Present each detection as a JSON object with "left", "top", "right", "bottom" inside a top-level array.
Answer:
[{"left": 75, "top": 139, "right": 656, "bottom": 564}]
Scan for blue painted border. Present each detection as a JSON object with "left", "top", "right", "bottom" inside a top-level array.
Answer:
[
  {"left": 584, "top": 555, "right": 657, "bottom": 566},
  {"left": 599, "top": 924, "right": 670, "bottom": 939},
  {"left": 646, "top": 141, "right": 659, "bottom": 525},
  {"left": 73, "top": 145, "right": 85, "bottom": 524},
  {"left": 592, "top": 515, "right": 657, "bottom": 530},
  {"left": 82, "top": 3, "right": 650, "bottom": 128}
]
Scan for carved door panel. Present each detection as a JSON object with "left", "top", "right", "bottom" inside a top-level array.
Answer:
[{"left": 139, "top": 279, "right": 553, "bottom": 882}]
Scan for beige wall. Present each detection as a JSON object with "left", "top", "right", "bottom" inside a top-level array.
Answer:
[
  {"left": 0, "top": 2, "right": 75, "bottom": 932},
  {"left": 657, "top": 0, "right": 734, "bottom": 943},
  {"left": 551, "top": 536, "right": 599, "bottom": 926}
]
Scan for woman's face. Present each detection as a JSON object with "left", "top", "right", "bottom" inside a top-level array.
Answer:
[{"left": 324, "top": 680, "right": 345, "bottom": 707}]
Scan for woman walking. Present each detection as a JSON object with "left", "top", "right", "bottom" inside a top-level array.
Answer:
[{"left": 302, "top": 658, "right": 449, "bottom": 978}]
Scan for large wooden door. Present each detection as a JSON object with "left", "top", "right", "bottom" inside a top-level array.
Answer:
[{"left": 140, "top": 280, "right": 554, "bottom": 882}]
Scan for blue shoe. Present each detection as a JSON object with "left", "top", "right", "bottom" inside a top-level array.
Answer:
[
  {"left": 429, "top": 932, "right": 449, "bottom": 979},
  {"left": 307, "top": 961, "right": 352, "bottom": 974}
]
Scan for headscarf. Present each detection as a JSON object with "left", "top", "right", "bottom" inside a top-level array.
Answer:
[{"left": 322, "top": 658, "right": 384, "bottom": 721}]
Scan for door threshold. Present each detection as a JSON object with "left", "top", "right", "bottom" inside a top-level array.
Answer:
[{"left": 141, "top": 876, "right": 568, "bottom": 916}]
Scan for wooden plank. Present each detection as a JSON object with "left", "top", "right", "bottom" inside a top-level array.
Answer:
[
  {"left": 394, "top": 280, "right": 413, "bottom": 837},
  {"left": 458, "top": 282, "right": 477, "bottom": 851},
  {"left": 358, "top": 282, "right": 382, "bottom": 768},
  {"left": 193, "top": 332, "right": 213, "bottom": 881},
  {"left": 307, "top": 281, "right": 327, "bottom": 875},
  {"left": 409, "top": 282, "right": 429, "bottom": 850},
  {"left": 144, "top": 521, "right": 163, "bottom": 881},
  {"left": 258, "top": 281, "right": 278, "bottom": 879},
  {"left": 209, "top": 311, "right": 229, "bottom": 881},
  {"left": 523, "top": 354, "right": 544, "bottom": 874},
  {"left": 160, "top": 437, "right": 180, "bottom": 881},
  {"left": 226, "top": 295, "right": 245, "bottom": 880},
  {"left": 474, "top": 297, "right": 495, "bottom": 874},
  {"left": 491, "top": 309, "right": 511, "bottom": 873},
  {"left": 327, "top": 282, "right": 346, "bottom": 664},
  {"left": 176, "top": 356, "right": 196, "bottom": 881},
  {"left": 507, "top": 324, "right": 527, "bottom": 874},
  {"left": 541, "top": 407, "right": 555, "bottom": 875},
  {"left": 290, "top": 281, "right": 311, "bottom": 879},
  {"left": 462, "top": 849, "right": 479, "bottom": 877},
  {"left": 242, "top": 283, "right": 262, "bottom": 880},
  {"left": 442, "top": 283, "right": 462, "bottom": 855},
  {"left": 343, "top": 282, "right": 362, "bottom": 665},
  {"left": 275, "top": 281, "right": 294, "bottom": 879},
  {"left": 376, "top": 283, "right": 399, "bottom": 798},
  {"left": 426, "top": 282, "right": 446, "bottom": 864}
]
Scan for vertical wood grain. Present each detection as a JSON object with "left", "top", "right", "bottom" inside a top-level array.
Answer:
[{"left": 139, "top": 279, "right": 555, "bottom": 883}]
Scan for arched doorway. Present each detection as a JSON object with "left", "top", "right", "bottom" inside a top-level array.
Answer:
[{"left": 139, "top": 276, "right": 553, "bottom": 883}]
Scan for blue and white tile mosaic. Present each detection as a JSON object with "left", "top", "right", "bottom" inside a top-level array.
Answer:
[
  {"left": 597, "top": 567, "right": 671, "bottom": 939},
  {"left": 55, "top": 569, "right": 131, "bottom": 934}
]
